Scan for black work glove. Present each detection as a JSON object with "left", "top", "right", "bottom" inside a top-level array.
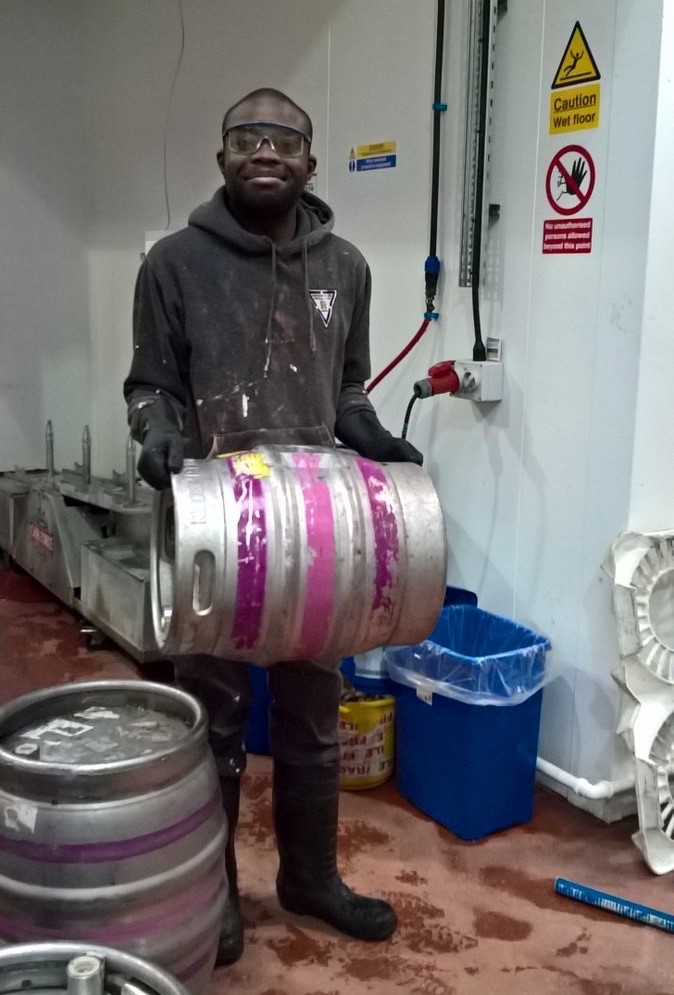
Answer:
[
  {"left": 135, "top": 401, "right": 184, "bottom": 490},
  {"left": 335, "top": 408, "right": 423, "bottom": 466}
]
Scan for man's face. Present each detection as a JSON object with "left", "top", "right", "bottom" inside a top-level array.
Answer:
[{"left": 217, "top": 95, "right": 316, "bottom": 223}]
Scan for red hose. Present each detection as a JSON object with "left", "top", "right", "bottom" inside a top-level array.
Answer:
[{"left": 366, "top": 317, "right": 432, "bottom": 394}]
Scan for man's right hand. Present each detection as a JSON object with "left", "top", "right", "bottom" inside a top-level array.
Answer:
[{"left": 137, "top": 421, "right": 184, "bottom": 490}]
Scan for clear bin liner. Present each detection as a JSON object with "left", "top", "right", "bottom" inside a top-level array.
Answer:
[{"left": 385, "top": 606, "right": 551, "bottom": 706}]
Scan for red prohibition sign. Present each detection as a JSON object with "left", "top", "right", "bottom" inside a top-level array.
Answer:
[{"left": 546, "top": 144, "right": 595, "bottom": 215}]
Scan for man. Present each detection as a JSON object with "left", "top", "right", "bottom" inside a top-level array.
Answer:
[{"left": 124, "top": 87, "right": 422, "bottom": 965}]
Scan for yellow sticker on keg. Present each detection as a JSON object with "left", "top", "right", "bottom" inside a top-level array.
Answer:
[{"left": 224, "top": 451, "right": 270, "bottom": 478}]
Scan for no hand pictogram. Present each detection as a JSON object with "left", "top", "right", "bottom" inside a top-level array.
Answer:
[{"left": 546, "top": 145, "right": 595, "bottom": 215}]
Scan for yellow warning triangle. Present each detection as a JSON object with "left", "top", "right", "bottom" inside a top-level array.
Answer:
[{"left": 552, "top": 21, "right": 601, "bottom": 89}]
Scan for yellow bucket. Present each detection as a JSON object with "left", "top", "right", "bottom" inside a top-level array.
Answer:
[{"left": 338, "top": 695, "right": 395, "bottom": 790}]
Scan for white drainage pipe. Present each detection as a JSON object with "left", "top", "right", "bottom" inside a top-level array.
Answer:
[{"left": 536, "top": 757, "right": 635, "bottom": 800}]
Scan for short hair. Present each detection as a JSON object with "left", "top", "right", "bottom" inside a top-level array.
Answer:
[{"left": 221, "top": 88, "right": 313, "bottom": 142}]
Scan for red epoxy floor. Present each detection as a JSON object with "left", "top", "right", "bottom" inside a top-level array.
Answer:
[{"left": 1, "top": 565, "right": 672, "bottom": 995}]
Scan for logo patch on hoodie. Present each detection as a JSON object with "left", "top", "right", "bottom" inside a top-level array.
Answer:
[{"left": 309, "top": 290, "right": 337, "bottom": 328}]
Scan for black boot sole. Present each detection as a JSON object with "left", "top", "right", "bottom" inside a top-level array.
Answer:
[{"left": 277, "top": 884, "right": 398, "bottom": 941}]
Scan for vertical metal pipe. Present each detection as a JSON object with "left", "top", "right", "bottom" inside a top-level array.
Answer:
[
  {"left": 459, "top": 0, "right": 498, "bottom": 290},
  {"left": 81, "top": 426, "right": 91, "bottom": 486},
  {"left": 45, "top": 420, "right": 55, "bottom": 479},
  {"left": 126, "top": 434, "right": 137, "bottom": 504}
]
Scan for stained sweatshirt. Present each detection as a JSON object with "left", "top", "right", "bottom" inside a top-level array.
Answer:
[{"left": 124, "top": 186, "right": 376, "bottom": 457}]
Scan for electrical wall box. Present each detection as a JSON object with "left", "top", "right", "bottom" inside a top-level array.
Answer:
[{"left": 453, "top": 361, "right": 504, "bottom": 402}]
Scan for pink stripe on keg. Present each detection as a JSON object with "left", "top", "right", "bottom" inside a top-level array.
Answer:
[
  {"left": 292, "top": 451, "right": 335, "bottom": 658},
  {"left": 356, "top": 458, "right": 399, "bottom": 618},
  {"left": 228, "top": 460, "right": 267, "bottom": 650},
  {"left": 0, "top": 874, "right": 223, "bottom": 945},
  {"left": 0, "top": 793, "right": 220, "bottom": 863},
  {"left": 174, "top": 940, "right": 219, "bottom": 984}
]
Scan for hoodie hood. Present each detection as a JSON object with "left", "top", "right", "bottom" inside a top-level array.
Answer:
[
  {"left": 188, "top": 185, "right": 335, "bottom": 254},
  {"left": 188, "top": 186, "right": 335, "bottom": 370}
]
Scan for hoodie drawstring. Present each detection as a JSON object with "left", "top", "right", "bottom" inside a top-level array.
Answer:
[
  {"left": 263, "top": 238, "right": 316, "bottom": 378},
  {"left": 302, "top": 240, "right": 316, "bottom": 354},
  {"left": 263, "top": 241, "right": 278, "bottom": 378}
]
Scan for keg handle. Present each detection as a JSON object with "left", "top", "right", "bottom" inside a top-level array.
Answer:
[{"left": 192, "top": 550, "right": 215, "bottom": 615}]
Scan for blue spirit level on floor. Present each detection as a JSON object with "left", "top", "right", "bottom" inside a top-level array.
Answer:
[{"left": 554, "top": 877, "right": 674, "bottom": 933}]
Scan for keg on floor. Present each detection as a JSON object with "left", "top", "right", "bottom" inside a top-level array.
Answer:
[
  {"left": 152, "top": 446, "right": 448, "bottom": 663},
  {"left": 0, "top": 681, "right": 227, "bottom": 995},
  {"left": 0, "top": 942, "right": 188, "bottom": 995}
]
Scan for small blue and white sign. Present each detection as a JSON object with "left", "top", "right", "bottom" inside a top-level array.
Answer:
[{"left": 349, "top": 141, "right": 397, "bottom": 173}]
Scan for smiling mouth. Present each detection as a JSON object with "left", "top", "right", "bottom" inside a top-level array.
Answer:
[{"left": 246, "top": 173, "right": 285, "bottom": 184}]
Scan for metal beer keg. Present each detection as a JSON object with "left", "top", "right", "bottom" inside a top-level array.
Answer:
[
  {"left": 0, "top": 682, "right": 226, "bottom": 994},
  {"left": 151, "top": 446, "right": 447, "bottom": 663},
  {"left": 0, "top": 943, "right": 188, "bottom": 995}
]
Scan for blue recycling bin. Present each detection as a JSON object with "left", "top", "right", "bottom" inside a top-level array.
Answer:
[
  {"left": 341, "top": 586, "right": 478, "bottom": 697},
  {"left": 386, "top": 605, "right": 550, "bottom": 840}
]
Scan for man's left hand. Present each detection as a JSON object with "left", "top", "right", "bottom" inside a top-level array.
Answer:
[
  {"left": 370, "top": 434, "right": 423, "bottom": 465},
  {"left": 335, "top": 408, "right": 423, "bottom": 465}
]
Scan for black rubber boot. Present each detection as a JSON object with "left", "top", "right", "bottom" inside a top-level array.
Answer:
[
  {"left": 215, "top": 777, "right": 245, "bottom": 966},
  {"left": 273, "top": 760, "right": 397, "bottom": 941}
]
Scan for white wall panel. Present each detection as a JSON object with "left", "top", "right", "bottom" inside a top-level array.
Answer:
[
  {"left": 323, "top": 0, "right": 435, "bottom": 375},
  {"left": 501, "top": 0, "right": 660, "bottom": 787},
  {"left": 630, "top": 0, "right": 674, "bottom": 531},
  {"left": 0, "top": 0, "right": 90, "bottom": 469}
]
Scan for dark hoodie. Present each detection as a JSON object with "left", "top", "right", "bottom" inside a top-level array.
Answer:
[{"left": 124, "top": 186, "right": 376, "bottom": 456}]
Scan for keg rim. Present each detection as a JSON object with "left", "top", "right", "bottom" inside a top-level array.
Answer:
[
  {"left": 0, "top": 680, "right": 207, "bottom": 777},
  {"left": 0, "top": 941, "right": 189, "bottom": 995}
]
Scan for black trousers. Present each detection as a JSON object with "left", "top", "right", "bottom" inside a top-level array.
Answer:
[{"left": 173, "top": 656, "right": 343, "bottom": 776}]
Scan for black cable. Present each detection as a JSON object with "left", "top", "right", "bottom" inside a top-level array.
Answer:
[
  {"left": 429, "top": 0, "right": 446, "bottom": 258},
  {"left": 471, "top": 0, "right": 490, "bottom": 361},
  {"left": 163, "top": 0, "right": 186, "bottom": 231},
  {"left": 401, "top": 394, "right": 418, "bottom": 440}
]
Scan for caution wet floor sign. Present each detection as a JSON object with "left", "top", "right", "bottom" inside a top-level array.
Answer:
[{"left": 549, "top": 22, "right": 601, "bottom": 135}]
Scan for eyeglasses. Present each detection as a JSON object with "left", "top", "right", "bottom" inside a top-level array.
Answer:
[{"left": 223, "top": 122, "right": 309, "bottom": 157}]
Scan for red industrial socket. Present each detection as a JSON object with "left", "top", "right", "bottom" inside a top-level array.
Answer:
[{"left": 413, "top": 360, "right": 460, "bottom": 398}]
